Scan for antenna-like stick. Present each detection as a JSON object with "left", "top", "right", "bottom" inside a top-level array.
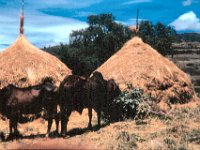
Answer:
[
  {"left": 136, "top": 9, "right": 139, "bottom": 30},
  {"left": 20, "top": 0, "right": 24, "bottom": 34}
]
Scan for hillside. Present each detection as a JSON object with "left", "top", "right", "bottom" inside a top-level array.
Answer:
[{"left": 176, "top": 33, "right": 200, "bottom": 42}]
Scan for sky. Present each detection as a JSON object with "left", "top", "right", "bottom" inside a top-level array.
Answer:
[{"left": 0, "top": 0, "right": 200, "bottom": 51}]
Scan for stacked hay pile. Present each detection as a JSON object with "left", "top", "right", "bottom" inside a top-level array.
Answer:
[
  {"left": 0, "top": 34, "right": 72, "bottom": 89},
  {"left": 96, "top": 37, "right": 196, "bottom": 105}
]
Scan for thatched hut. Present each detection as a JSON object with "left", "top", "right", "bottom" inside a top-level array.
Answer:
[
  {"left": 96, "top": 37, "right": 196, "bottom": 104},
  {"left": 0, "top": 34, "right": 71, "bottom": 89},
  {"left": 0, "top": 7, "right": 71, "bottom": 89}
]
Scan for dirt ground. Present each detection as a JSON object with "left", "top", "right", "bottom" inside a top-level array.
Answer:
[{"left": 0, "top": 100, "right": 200, "bottom": 149}]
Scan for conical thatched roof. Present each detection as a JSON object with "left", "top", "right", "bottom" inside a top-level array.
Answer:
[
  {"left": 96, "top": 37, "right": 196, "bottom": 103},
  {"left": 0, "top": 34, "right": 72, "bottom": 89}
]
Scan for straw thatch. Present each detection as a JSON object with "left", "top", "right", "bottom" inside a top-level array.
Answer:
[
  {"left": 0, "top": 34, "right": 72, "bottom": 89},
  {"left": 96, "top": 37, "right": 196, "bottom": 104}
]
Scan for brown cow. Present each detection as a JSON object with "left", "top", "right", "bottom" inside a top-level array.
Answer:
[
  {"left": 59, "top": 73, "right": 121, "bottom": 136},
  {"left": 5, "top": 80, "right": 59, "bottom": 138},
  {"left": 85, "top": 72, "right": 107, "bottom": 130},
  {"left": 106, "top": 79, "right": 121, "bottom": 122},
  {"left": 59, "top": 75, "right": 88, "bottom": 136},
  {"left": 0, "top": 87, "right": 11, "bottom": 119}
]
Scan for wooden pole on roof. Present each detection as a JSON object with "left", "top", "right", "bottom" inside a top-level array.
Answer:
[
  {"left": 136, "top": 9, "right": 139, "bottom": 31},
  {"left": 20, "top": 0, "right": 24, "bottom": 34},
  {"left": 136, "top": 9, "right": 139, "bottom": 33}
]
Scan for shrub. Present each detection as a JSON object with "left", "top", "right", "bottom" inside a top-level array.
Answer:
[
  {"left": 186, "top": 63, "right": 194, "bottom": 67},
  {"left": 110, "top": 84, "right": 150, "bottom": 121},
  {"left": 194, "top": 79, "right": 200, "bottom": 86}
]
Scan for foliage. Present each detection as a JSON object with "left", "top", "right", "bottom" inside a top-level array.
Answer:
[
  {"left": 139, "top": 21, "right": 177, "bottom": 55},
  {"left": 111, "top": 84, "right": 150, "bottom": 120},
  {"left": 176, "top": 33, "right": 200, "bottom": 42},
  {"left": 69, "top": 13, "right": 133, "bottom": 69}
]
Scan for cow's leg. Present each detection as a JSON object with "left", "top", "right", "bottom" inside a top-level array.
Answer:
[
  {"left": 13, "top": 113, "right": 20, "bottom": 139},
  {"left": 9, "top": 108, "right": 16, "bottom": 139},
  {"left": 61, "top": 107, "right": 71, "bottom": 137},
  {"left": 88, "top": 107, "right": 92, "bottom": 130},
  {"left": 8, "top": 119, "right": 14, "bottom": 140},
  {"left": 9, "top": 113, "right": 19, "bottom": 139},
  {"left": 9, "top": 118, "right": 13, "bottom": 136},
  {"left": 54, "top": 105, "right": 59, "bottom": 135},
  {"left": 46, "top": 117, "right": 53, "bottom": 137},
  {"left": 61, "top": 112, "right": 67, "bottom": 137},
  {"left": 97, "top": 109, "right": 101, "bottom": 129},
  {"left": 60, "top": 105, "right": 67, "bottom": 137},
  {"left": 55, "top": 114, "right": 59, "bottom": 134}
]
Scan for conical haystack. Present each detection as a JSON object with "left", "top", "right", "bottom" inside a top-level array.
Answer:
[
  {"left": 96, "top": 37, "right": 196, "bottom": 104},
  {"left": 0, "top": 34, "right": 72, "bottom": 89}
]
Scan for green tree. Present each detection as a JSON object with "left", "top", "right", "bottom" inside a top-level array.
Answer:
[
  {"left": 70, "top": 13, "right": 133, "bottom": 62},
  {"left": 139, "top": 21, "right": 176, "bottom": 55},
  {"left": 138, "top": 21, "right": 154, "bottom": 45}
]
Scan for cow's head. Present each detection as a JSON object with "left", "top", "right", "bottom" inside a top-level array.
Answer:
[
  {"left": 40, "top": 80, "right": 58, "bottom": 106},
  {"left": 91, "top": 71, "right": 104, "bottom": 81}
]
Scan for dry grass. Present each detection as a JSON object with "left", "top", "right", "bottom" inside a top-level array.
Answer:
[
  {"left": 0, "top": 34, "right": 72, "bottom": 89},
  {"left": 96, "top": 37, "right": 196, "bottom": 105},
  {"left": 0, "top": 101, "right": 200, "bottom": 149}
]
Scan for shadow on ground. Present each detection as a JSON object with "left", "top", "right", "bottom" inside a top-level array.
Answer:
[{"left": 1, "top": 123, "right": 108, "bottom": 142}]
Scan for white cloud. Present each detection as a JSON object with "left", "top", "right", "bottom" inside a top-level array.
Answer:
[
  {"left": 24, "top": 13, "right": 88, "bottom": 47},
  {"left": 182, "top": 0, "right": 199, "bottom": 6},
  {"left": 182, "top": 0, "right": 192, "bottom": 6},
  {"left": 27, "top": 0, "right": 102, "bottom": 9},
  {"left": 0, "top": 12, "right": 88, "bottom": 50},
  {"left": 123, "top": 0, "right": 152, "bottom": 5},
  {"left": 170, "top": 11, "right": 200, "bottom": 31}
]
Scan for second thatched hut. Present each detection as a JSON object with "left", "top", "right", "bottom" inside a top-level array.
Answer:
[{"left": 96, "top": 37, "right": 196, "bottom": 105}]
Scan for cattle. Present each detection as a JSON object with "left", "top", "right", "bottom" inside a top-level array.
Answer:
[
  {"left": 0, "top": 86, "right": 11, "bottom": 119},
  {"left": 0, "top": 87, "right": 11, "bottom": 141},
  {"left": 59, "top": 72, "right": 121, "bottom": 137},
  {"left": 106, "top": 79, "right": 121, "bottom": 122},
  {"left": 59, "top": 75, "right": 88, "bottom": 137},
  {"left": 85, "top": 72, "right": 107, "bottom": 130},
  {"left": 4, "top": 80, "right": 59, "bottom": 138}
]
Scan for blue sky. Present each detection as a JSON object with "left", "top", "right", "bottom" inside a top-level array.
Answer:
[{"left": 0, "top": 0, "right": 200, "bottom": 51}]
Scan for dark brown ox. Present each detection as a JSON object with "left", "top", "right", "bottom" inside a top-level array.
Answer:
[
  {"left": 85, "top": 71, "right": 107, "bottom": 129},
  {"left": 86, "top": 73, "right": 121, "bottom": 126},
  {"left": 59, "top": 72, "right": 121, "bottom": 136},
  {"left": 106, "top": 79, "right": 121, "bottom": 122},
  {"left": 5, "top": 81, "right": 59, "bottom": 138},
  {"left": 0, "top": 87, "right": 11, "bottom": 119},
  {"left": 59, "top": 75, "right": 88, "bottom": 136}
]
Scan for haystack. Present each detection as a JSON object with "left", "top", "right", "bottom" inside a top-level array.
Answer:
[
  {"left": 0, "top": 34, "right": 72, "bottom": 89},
  {"left": 96, "top": 37, "right": 196, "bottom": 104}
]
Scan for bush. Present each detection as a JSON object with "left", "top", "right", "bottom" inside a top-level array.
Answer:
[{"left": 109, "top": 84, "right": 150, "bottom": 121}]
